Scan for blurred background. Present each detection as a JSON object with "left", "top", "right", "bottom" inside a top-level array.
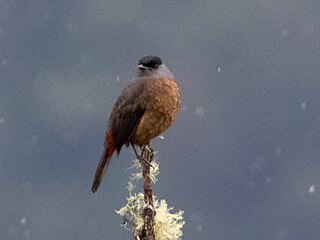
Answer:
[{"left": 1, "top": 1, "right": 320, "bottom": 239}]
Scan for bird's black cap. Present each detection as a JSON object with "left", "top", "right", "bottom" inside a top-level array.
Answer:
[{"left": 138, "top": 56, "right": 162, "bottom": 70}]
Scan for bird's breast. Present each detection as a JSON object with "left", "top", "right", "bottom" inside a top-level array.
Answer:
[{"left": 131, "top": 78, "right": 180, "bottom": 146}]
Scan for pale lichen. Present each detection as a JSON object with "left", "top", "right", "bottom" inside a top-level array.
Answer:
[
  {"left": 116, "top": 194, "right": 185, "bottom": 240},
  {"left": 116, "top": 159, "right": 184, "bottom": 240},
  {"left": 116, "top": 192, "right": 145, "bottom": 230},
  {"left": 127, "top": 159, "right": 159, "bottom": 193},
  {"left": 153, "top": 199, "right": 185, "bottom": 240}
]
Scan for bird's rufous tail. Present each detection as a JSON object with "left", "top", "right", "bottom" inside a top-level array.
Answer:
[{"left": 91, "top": 132, "right": 116, "bottom": 193}]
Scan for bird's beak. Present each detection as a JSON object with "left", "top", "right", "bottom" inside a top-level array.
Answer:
[{"left": 138, "top": 64, "right": 148, "bottom": 70}]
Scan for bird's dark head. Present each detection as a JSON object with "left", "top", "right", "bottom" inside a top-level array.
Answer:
[
  {"left": 138, "top": 56, "right": 162, "bottom": 71},
  {"left": 137, "top": 55, "right": 174, "bottom": 79}
]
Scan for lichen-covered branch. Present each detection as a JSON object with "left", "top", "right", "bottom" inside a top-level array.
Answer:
[
  {"left": 116, "top": 145, "right": 185, "bottom": 240},
  {"left": 139, "top": 145, "right": 156, "bottom": 240}
]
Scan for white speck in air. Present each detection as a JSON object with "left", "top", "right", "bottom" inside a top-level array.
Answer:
[
  {"left": 158, "top": 135, "right": 165, "bottom": 140},
  {"left": 266, "top": 177, "right": 272, "bottom": 185},
  {"left": 276, "top": 148, "right": 282, "bottom": 155},
  {"left": 281, "top": 29, "right": 288, "bottom": 38},
  {"left": 21, "top": 217, "right": 27, "bottom": 226},
  {"left": 309, "top": 185, "right": 315, "bottom": 194},
  {"left": 195, "top": 106, "right": 205, "bottom": 119},
  {"left": 300, "top": 102, "right": 307, "bottom": 111},
  {"left": 196, "top": 224, "right": 203, "bottom": 232},
  {"left": 31, "top": 135, "right": 39, "bottom": 145}
]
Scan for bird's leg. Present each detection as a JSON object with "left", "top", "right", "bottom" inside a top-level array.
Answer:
[
  {"left": 131, "top": 143, "right": 140, "bottom": 159},
  {"left": 131, "top": 144, "right": 153, "bottom": 168},
  {"left": 141, "top": 144, "right": 154, "bottom": 168},
  {"left": 142, "top": 145, "right": 154, "bottom": 161}
]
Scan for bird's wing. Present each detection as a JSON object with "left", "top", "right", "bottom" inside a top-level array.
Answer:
[{"left": 107, "top": 80, "right": 146, "bottom": 153}]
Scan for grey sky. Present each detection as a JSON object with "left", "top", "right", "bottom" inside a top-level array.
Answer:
[{"left": 1, "top": 1, "right": 320, "bottom": 239}]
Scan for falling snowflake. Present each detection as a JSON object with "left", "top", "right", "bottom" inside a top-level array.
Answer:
[
  {"left": 21, "top": 217, "right": 27, "bottom": 226},
  {"left": 31, "top": 135, "right": 39, "bottom": 145},
  {"left": 196, "top": 224, "right": 203, "bottom": 232},
  {"left": 309, "top": 185, "right": 315, "bottom": 194},
  {"left": 276, "top": 148, "right": 282, "bottom": 155},
  {"left": 300, "top": 102, "right": 307, "bottom": 111},
  {"left": 158, "top": 135, "right": 165, "bottom": 140},
  {"left": 195, "top": 106, "right": 205, "bottom": 119},
  {"left": 266, "top": 177, "right": 272, "bottom": 185},
  {"left": 281, "top": 29, "right": 288, "bottom": 38},
  {"left": 181, "top": 105, "right": 188, "bottom": 111}
]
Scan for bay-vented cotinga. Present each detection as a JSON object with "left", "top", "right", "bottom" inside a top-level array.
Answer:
[{"left": 91, "top": 56, "right": 180, "bottom": 193}]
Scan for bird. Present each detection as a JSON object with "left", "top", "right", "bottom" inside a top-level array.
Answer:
[{"left": 91, "top": 55, "right": 181, "bottom": 193}]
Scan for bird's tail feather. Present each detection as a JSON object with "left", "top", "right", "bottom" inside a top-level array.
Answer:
[{"left": 91, "top": 133, "right": 116, "bottom": 193}]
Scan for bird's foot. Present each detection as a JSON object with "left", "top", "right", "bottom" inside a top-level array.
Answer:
[
  {"left": 141, "top": 145, "right": 154, "bottom": 159},
  {"left": 131, "top": 144, "right": 154, "bottom": 168},
  {"left": 137, "top": 154, "right": 153, "bottom": 169},
  {"left": 141, "top": 145, "right": 154, "bottom": 168}
]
